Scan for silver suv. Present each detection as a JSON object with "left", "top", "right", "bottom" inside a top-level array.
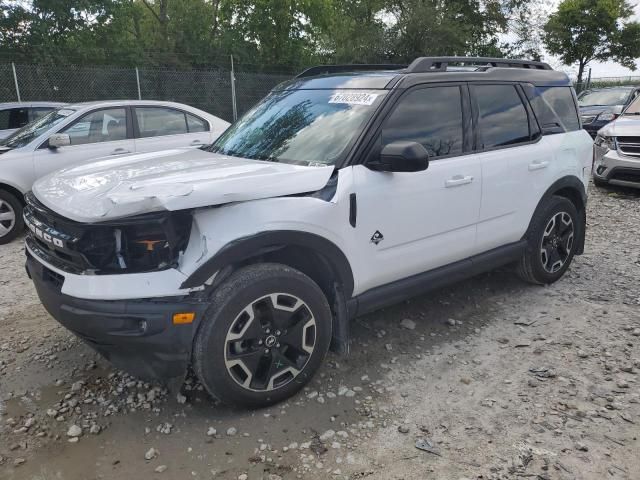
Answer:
[{"left": 594, "top": 94, "right": 640, "bottom": 188}]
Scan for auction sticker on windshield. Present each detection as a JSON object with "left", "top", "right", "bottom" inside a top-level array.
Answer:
[{"left": 329, "top": 92, "right": 379, "bottom": 106}]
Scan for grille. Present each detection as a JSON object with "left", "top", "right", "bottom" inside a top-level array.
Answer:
[
  {"left": 24, "top": 193, "right": 95, "bottom": 273},
  {"left": 617, "top": 137, "right": 640, "bottom": 157}
]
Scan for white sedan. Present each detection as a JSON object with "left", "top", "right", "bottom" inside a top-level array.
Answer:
[{"left": 0, "top": 100, "right": 230, "bottom": 243}]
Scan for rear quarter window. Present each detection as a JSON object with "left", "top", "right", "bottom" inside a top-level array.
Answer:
[{"left": 527, "top": 86, "right": 580, "bottom": 133}]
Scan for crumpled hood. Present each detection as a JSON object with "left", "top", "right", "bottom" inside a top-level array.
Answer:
[
  {"left": 32, "top": 148, "right": 335, "bottom": 223},
  {"left": 597, "top": 114, "right": 640, "bottom": 137}
]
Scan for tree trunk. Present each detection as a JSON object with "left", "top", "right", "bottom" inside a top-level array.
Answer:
[{"left": 577, "top": 60, "right": 586, "bottom": 87}]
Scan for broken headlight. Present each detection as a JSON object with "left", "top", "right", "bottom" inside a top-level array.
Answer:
[{"left": 81, "top": 211, "right": 193, "bottom": 274}]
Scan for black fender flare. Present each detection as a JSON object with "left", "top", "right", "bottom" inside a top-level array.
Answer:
[
  {"left": 180, "top": 230, "right": 355, "bottom": 297},
  {"left": 523, "top": 175, "right": 587, "bottom": 254}
]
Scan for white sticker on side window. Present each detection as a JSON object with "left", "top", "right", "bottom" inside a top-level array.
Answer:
[{"left": 329, "top": 92, "right": 378, "bottom": 106}]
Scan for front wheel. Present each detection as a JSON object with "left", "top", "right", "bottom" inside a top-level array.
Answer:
[
  {"left": 517, "top": 196, "right": 579, "bottom": 285},
  {"left": 193, "top": 263, "right": 332, "bottom": 408},
  {"left": 0, "top": 190, "right": 23, "bottom": 245}
]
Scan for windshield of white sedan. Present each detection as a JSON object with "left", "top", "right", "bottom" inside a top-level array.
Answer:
[
  {"left": 1, "top": 108, "right": 74, "bottom": 149},
  {"left": 209, "top": 89, "right": 386, "bottom": 166}
]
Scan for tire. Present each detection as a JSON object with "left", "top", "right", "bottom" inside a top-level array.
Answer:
[
  {"left": 593, "top": 177, "right": 608, "bottom": 188},
  {"left": 193, "top": 263, "right": 332, "bottom": 408},
  {"left": 517, "top": 195, "right": 578, "bottom": 285},
  {"left": 0, "top": 190, "right": 23, "bottom": 245}
]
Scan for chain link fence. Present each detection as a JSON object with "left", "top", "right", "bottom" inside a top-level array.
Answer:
[{"left": 0, "top": 62, "right": 295, "bottom": 122}]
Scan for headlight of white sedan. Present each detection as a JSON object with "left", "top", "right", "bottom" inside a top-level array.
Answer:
[{"left": 594, "top": 134, "right": 617, "bottom": 151}]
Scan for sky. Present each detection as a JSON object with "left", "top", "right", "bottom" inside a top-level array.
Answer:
[{"left": 541, "top": 1, "right": 640, "bottom": 78}]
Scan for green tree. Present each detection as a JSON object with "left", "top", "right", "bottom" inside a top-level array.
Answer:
[{"left": 544, "top": 0, "right": 640, "bottom": 84}]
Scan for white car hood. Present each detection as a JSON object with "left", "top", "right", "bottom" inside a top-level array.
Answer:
[
  {"left": 598, "top": 115, "right": 640, "bottom": 137},
  {"left": 32, "top": 148, "right": 335, "bottom": 223}
]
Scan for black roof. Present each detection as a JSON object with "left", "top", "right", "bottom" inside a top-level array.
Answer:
[{"left": 275, "top": 56, "right": 571, "bottom": 91}]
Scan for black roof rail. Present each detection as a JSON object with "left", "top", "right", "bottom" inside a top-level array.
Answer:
[
  {"left": 296, "top": 64, "right": 407, "bottom": 78},
  {"left": 407, "top": 56, "right": 552, "bottom": 73}
]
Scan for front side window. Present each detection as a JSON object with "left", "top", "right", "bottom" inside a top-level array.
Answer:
[
  {"left": 0, "top": 108, "right": 75, "bottom": 149},
  {"left": 210, "top": 89, "right": 387, "bottom": 166},
  {"left": 62, "top": 108, "right": 127, "bottom": 145},
  {"left": 473, "top": 85, "right": 530, "bottom": 149},
  {"left": 381, "top": 86, "right": 464, "bottom": 158}
]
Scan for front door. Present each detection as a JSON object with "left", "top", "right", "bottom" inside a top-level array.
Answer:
[
  {"left": 33, "top": 107, "right": 134, "bottom": 179},
  {"left": 353, "top": 84, "right": 482, "bottom": 294}
]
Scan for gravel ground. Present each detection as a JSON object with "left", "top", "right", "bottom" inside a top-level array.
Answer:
[{"left": 1, "top": 184, "right": 639, "bottom": 480}]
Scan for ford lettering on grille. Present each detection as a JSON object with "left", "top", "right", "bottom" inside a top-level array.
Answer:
[{"left": 24, "top": 212, "right": 70, "bottom": 249}]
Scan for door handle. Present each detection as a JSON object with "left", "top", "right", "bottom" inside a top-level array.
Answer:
[
  {"left": 190, "top": 139, "right": 204, "bottom": 146},
  {"left": 110, "top": 148, "right": 131, "bottom": 155},
  {"left": 528, "top": 160, "right": 549, "bottom": 171},
  {"left": 445, "top": 175, "right": 474, "bottom": 188}
]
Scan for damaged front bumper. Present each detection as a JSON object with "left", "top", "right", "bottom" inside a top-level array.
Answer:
[{"left": 25, "top": 251, "right": 209, "bottom": 382}]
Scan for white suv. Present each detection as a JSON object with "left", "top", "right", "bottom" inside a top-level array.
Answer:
[{"left": 24, "top": 57, "right": 593, "bottom": 408}]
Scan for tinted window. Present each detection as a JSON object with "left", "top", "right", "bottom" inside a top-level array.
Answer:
[
  {"left": 62, "top": 108, "right": 127, "bottom": 145},
  {"left": 136, "top": 107, "right": 188, "bottom": 137},
  {"left": 473, "top": 85, "right": 530, "bottom": 148},
  {"left": 186, "top": 113, "right": 208, "bottom": 133},
  {"left": 0, "top": 107, "right": 29, "bottom": 130},
  {"left": 382, "top": 86, "right": 463, "bottom": 158},
  {"left": 529, "top": 87, "right": 580, "bottom": 132}
]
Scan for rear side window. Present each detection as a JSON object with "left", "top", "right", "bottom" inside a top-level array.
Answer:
[
  {"left": 186, "top": 113, "right": 208, "bottom": 133},
  {"left": 472, "top": 85, "right": 531, "bottom": 149},
  {"left": 0, "top": 107, "right": 29, "bottom": 130},
  {"left": 135, "top": 107, "right": 203, "bottom": 138},
  {"left": 528, "top": 86, "right": 580, "bottom": 132},
  {"left": 382, "top": 86, "right": 464, "bottom": 158}
]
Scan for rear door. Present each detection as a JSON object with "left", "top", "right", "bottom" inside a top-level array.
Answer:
[
  {"left": 33, "top": 107, "right": 135, "bottom": 179},
  {"left": 133, "top": 106, "right": 213, "bottom": 153},
  {"left": 470, "top": 83, "right": 548, "bottom": 252}
]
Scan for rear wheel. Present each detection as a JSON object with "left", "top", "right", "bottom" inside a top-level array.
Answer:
[
  {"left": 193, "top": 263, "right": 332, "bottom": 408},
  {"left": 517, "top": 196, "right": 578, "bottom": 285},
  {"left": 0, "top": 190, "right": 23, "bottom": 245}
]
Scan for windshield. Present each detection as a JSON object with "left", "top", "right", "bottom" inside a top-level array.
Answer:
[
  {"left": 578, "top": 89, "right": 631, "bottom": 107},
  {"left": 1, "top": 108, "right": 75, "bottom": 149},
  {"left": 208, "top": 89, "right": 387, "bottom": 166},
  {"left": 623, "top": 95, "right": 640, "bottom": 115}
]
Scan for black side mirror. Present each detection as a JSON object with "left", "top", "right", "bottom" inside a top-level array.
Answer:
[{"left": 367, "top": 141, "right": 429, "bottom": 172}]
